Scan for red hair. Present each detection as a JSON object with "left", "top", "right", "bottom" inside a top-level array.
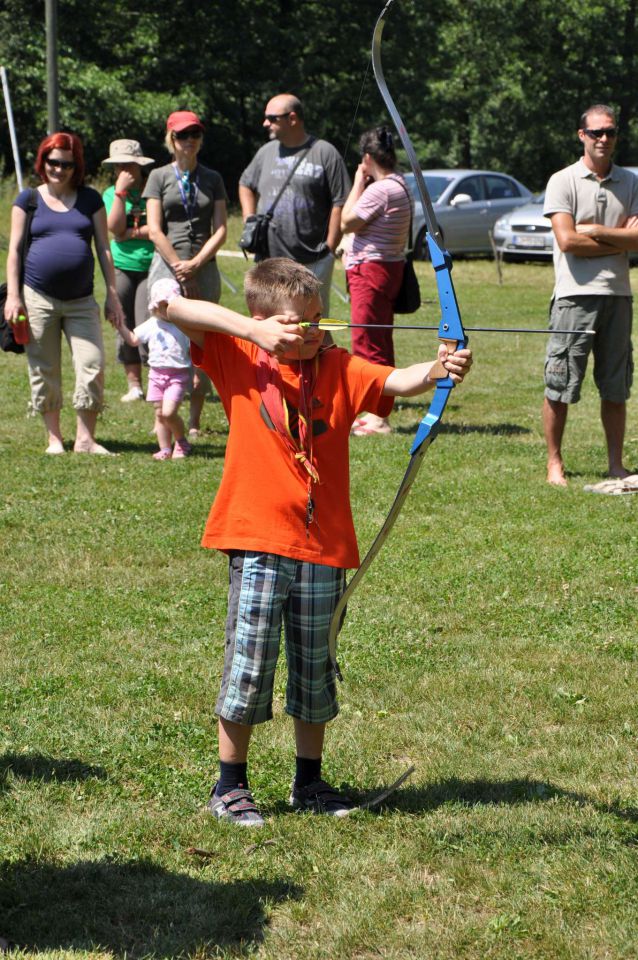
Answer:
[{"left": 34, "top": 132, "right": 85, "bottom": 187}]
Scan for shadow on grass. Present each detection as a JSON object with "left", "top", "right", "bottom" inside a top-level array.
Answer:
[
  {"left": 0, "top": 752, "right": 107, "bottom": 793},
  {"left": 0, "top": 858, "right": 302, "bottom": 957},
  {"left": 380, "top": 777, "right": 638, "bottom": 824},
  {"left": 394, "top": 398, "right": 461, "bottom": 412},
  {"left": 102, "top": 438, "right": 228, "bottom": 457}
]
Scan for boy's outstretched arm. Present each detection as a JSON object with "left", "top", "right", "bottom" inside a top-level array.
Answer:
[
  {"left": 383, "top": 343, "right": 473, "bottom": 397},
  {"left": 166, "top": 297, "right": 304, "bottom": 356}
]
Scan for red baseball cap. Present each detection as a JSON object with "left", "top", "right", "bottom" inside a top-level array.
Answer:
[{"left": 166, "top": 111, "right": 205, "bottom": 133}]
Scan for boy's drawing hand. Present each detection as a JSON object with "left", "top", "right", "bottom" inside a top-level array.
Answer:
[{"left": 255, "top": 315, "right": 304, "bottom": 356}]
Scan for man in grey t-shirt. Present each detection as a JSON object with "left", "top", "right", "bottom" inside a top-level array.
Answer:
[
  {"left": 542, "top": 104, "right": 638, "bottom": 485},
  {"left": 239, "top": 93, "right": 350, "bottom": 313}
]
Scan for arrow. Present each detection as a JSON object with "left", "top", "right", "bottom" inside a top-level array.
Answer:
[{"left": 301, "top": 319, "right": 595, "bottom": 335}]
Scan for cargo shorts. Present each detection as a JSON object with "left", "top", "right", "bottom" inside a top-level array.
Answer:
[{"left": 544, "top": 295, "right": 633, "bottom": 404}]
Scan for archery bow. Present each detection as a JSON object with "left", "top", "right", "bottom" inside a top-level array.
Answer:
[{"left": 327, "top": 0, "right": 467, "bottom": 680}]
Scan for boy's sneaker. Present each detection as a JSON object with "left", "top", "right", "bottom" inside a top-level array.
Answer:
[
  {"left": 289, "top": 778, "right": 354, "bottom": 817},
  {"left": 206, "top": 784, "right": 264, "bottom": 827}
]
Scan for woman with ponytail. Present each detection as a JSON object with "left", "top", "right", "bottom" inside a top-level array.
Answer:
[{"left": 341, "top": 126, "right": 412, "bottom": 435}]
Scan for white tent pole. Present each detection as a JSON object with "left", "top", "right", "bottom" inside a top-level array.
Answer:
[{"left": 1, "top": 66, "right": 23, "bottom": 191}]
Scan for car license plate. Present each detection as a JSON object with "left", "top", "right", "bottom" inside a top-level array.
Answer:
[{"left": 513, "top": 234, "right": 547, "bottom": 248}]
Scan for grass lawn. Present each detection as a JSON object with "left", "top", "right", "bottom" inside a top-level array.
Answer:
[{"left": 1, "top": 190, "right": 637, "bottom": 959}]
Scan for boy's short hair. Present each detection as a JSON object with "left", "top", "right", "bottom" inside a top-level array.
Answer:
[{"left": 244, "top": 258, "right": 321, "bottom": 315}]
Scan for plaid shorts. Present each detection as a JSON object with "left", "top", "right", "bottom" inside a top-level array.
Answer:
[{"left": 215, "top": 551, "right": 346, "bottom": 726}]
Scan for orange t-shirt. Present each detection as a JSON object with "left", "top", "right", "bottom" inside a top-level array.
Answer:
[{"left": 191, "top": 334, "right": 394, "bottom": 568}]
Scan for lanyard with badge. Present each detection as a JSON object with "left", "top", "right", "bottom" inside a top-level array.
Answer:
[
  {"left": 126, "top": 189, "right": 146, "bottom": 232},
  {"left": 172, "top": 163, "right": 199, "bottom": 243}
]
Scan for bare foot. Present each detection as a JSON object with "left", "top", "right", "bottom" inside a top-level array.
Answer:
[
  {"left": 350, "top": 414, "right": 370, "bottom": 435},
  {"left": 606, "top": 466, "right": 632, "bottom": 479},
  {"left": 73, "top": 441, "right": 113, "bottom": 455},
  {"left": 353, "top": 413, "right": 392, "bottom": 435},
  {"left": 45, "top": 441, "right": 65, "bottom": 455},
  {"left": 547, "top": 460, "right": 567, "bottom": 486}
]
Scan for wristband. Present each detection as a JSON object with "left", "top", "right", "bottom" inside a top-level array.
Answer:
[{"left": 115, "top": 191, "right": 128, "bottom": 199}]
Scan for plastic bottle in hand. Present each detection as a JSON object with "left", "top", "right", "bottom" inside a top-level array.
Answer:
[{"left": 12, "top": 314, "right": 29, "bottom": 345}]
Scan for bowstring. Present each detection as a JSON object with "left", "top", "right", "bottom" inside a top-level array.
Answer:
[
  {"left": 313, "top": 52, "right": 372, "bottom": 273},
  {"left": 290, "top": 54, "right": 373, "bottom": 508}
]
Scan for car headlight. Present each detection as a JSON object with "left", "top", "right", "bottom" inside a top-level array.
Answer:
[{"left": 494, "top": 213, "right": 511, "bottom": 230}]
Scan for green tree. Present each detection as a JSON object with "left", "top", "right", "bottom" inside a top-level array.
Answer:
[{"left": 2, "top": 0, "right": 638, "bottom": 197}]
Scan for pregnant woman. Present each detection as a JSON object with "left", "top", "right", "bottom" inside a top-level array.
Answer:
[{"left": 4, "top": 131, "right": 124, "bottom": 453}]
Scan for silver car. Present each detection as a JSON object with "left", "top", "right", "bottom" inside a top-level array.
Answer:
[
  {"left": 493, "top": 167, "right": 638, "bottom": 261},
  {"left": 405, "top": 169, "right": 532, "bottom": 258},
  {"left": 492, "top": 192, "right": 552, "bottom": 260}
]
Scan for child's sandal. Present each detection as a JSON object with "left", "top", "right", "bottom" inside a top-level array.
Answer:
[
  {"left": 172, "top": 438, "right": 192, "bottom": 459},
  {"left": 152, "top": 447, "right": 172, "bottom": 461}
]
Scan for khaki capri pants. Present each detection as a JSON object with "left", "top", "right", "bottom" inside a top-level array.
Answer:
[{"left": 23, "top": 285, "right": 105, "bottom": 413}]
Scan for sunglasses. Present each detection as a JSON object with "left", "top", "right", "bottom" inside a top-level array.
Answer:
[
  {"left": 584, "top": 127, "right": 618, "bottom": 139},
  {"left": 173, "top": 128, "right": 203, "bottom": 141},
  {"left": 264, "top": 112, "right": 291, "bottom": 123},
  {"left": 45, "top": 158, "right": 75, "bottom": 170}
]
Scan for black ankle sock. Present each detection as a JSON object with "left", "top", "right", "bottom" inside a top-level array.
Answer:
[
  {"left": 216, "top": 761, "right": 248, "bottom": 796},
  {"left": 295, "top": 755, "right": 322, "bottom": 789}
]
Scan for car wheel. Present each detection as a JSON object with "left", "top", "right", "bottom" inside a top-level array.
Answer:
[
  {"left": 414, "top": 227, "right": 429, "bottom": 260},
  {"left": 414, "top": 225, "right": 445, "bottom": 260}
]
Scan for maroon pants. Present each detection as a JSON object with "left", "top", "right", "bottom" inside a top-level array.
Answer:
[{"left": 347, "top": 260, "right": 405, "bottom": 366}]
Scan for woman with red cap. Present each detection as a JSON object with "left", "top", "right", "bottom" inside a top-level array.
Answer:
[{"left": 143, "top": 110, "right": 228, "bottom": 435}]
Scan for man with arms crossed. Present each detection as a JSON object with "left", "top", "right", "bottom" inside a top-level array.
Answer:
[
  {"left": 543, "top": 103, "right": 638, "bottom": 485},
  {"left": 239, "top": 93, "right": 350, "bottom": 314}
]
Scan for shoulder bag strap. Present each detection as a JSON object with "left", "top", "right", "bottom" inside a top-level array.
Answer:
[
  {"left": 265, "top": 137, "right": 316, "bottom": 218},
  {"left": 19, "top": 188, "right": 39, "bottom": 284},
  {"left": 390, "top": 174, "right": 415, "bottom": 254}
]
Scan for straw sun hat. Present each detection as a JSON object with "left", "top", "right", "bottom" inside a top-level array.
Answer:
[{"left": 102, "top": 139, "right": 154, "bottom": 166}]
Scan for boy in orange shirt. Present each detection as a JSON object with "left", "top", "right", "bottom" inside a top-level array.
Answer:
[{"left": 167, "top": 258, "right": 472, "bottom": 826}]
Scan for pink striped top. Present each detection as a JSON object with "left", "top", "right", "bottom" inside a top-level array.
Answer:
[{"left": 345, "top": 173, "right": 412, "bottom": 268}]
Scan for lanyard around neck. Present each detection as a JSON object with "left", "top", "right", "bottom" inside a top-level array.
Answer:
[{"left": 172, "top": 163, "right": 199, "bottom": 225}]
